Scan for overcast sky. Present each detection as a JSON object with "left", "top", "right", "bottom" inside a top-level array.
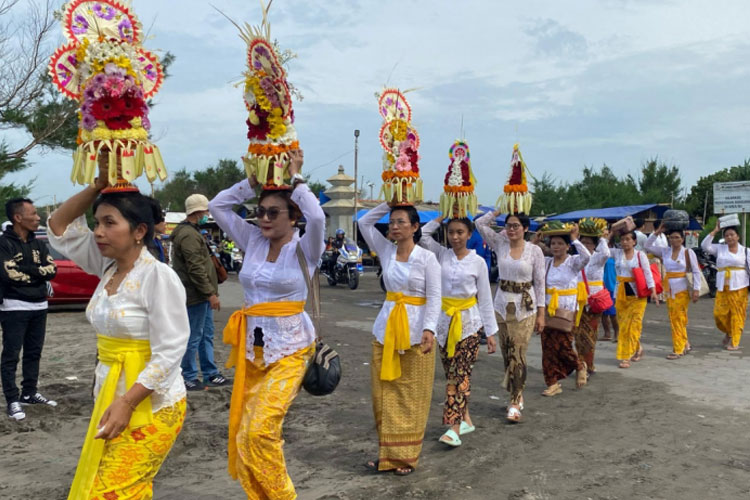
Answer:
[{"left": 7, "top": 0, "right": 750, "bottom": 208}]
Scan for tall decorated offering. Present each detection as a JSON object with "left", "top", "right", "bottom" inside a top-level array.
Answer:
[
  {"left": 496, "top": 143, "right": 532, "bottom": 214},
  {"left": 377, "top": 89, "right": 422, "bottom": 205},
  {"left": 440, "top": 140, "right": 477, "bottom": 218},
  {"left": 48, "top": 0, "right": 166, "bottom": 190},
  {"left": 231, "top": 1, "right": 298, "bottom": 190}
]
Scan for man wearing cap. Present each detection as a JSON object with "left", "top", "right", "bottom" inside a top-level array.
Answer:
[{"left": 171, "top": 194, "right": 229, "bottom": 391}]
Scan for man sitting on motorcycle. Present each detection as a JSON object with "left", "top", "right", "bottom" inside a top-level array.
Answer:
[{"left": 326, "top": 229, "right": 346, "bottom": 272}]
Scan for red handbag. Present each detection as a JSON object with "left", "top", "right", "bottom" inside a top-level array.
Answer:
[
  {"left": 633, "top": 252, "right": 662, "bottom": 298},
  {"left": 582, "top": 269, "right": 613, "bottom": 313}
]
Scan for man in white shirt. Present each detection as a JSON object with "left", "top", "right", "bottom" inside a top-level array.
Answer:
[{"left": 0, "top": 198, "right": 58, "bottom": 421}]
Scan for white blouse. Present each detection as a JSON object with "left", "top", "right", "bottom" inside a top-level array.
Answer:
[
  {"left": 359, "top": 203, "right": 441, "bottom": 345},
  {"left": 645, "top": 234, "right": 701, "bottom": 298},
  {"left": 612, "top": 248, "right": 655, "bottom": 295},
  {"left": 700, "top": 235, "right": 749, "bottom": 291},
  {"left": 47, "top": 215, "right": 189, "bottom": 412},
  {"left": 209, "top": 180, "right": 325, "bottom": 364},
  {"left": 545, "top": 240, "right": 591, "bottom": 312},
  {"left": 579, "top": 238, "right": 611, "bottom": 294},
  {"left": 419, "top": 220, "right": 499, "bottom": 346},
  {"left": 475, "top": 210, "right": 545, "bottom": 321}
]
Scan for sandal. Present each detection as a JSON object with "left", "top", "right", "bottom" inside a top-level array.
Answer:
[
  {"left": 506, "top": 406, "right": 522, "bottom": 423},
  {"left": 394, "top": 466, "right": 414, "bottom": 476},
  {"left": 722, "top": 336, "right": 731, "bottom": 347},
  {"left": 631, "top": 347, "right": 643, "bottom": 362},
  {"left": 459, "top": 421, "right": 475, "bottom": 435},
  {"left": 365, "top": 460, "right": 381, "bottom": 472},
  {"left": 666, "top": 352, "right": 682, "bottom": 360},
  {"left": 541, "top": 383, "right": 562, "bottom": 397},
  {"left": 727, "top": 345, "right": 741, "bottom": 351},
  {"left": 576, "top": 362, "right": 588, "bottom": 388},
  {"left": 438, "top": 429, "right": 462, "bottom": 447},
  {"left": 619, "top": 360, "right": 631, "bottom": 369}
]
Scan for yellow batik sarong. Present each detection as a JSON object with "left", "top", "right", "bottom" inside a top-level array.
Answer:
[
  {"left": 615, "top": 277, "right": 648, "bottom": 360},
  {"left": 69, "top": 335, "right": 155, "bottom": 500},
  {"left": 236, "top": 344, "right": 314, "bottom": 500},
  {"left": 382, "top": 292, "right": 426, "bottom": 381},
  {"left": 714, "top": 287, "right": 749, "bottom": 347},
  {"left": 371, "top": 340, "right": 435, "bottom": 471},
  {"left": 667, "top": 290, "right": 690, "bottom": 354},
  {"left": 441, "top": 296, "right": 477, "bottom": 358},
  {"left": 223, "top": 301, "right": 306, "bottom": 481},
  {"left": 89, "top": 399, "right": 186, "bottom": 500}
]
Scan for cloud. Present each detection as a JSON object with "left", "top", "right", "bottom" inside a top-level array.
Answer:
[{"left": 524, "top": 19, "right": 589, "bottom": 59}]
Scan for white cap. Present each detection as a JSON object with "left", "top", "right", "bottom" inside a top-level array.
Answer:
[{"left": 185, "top": 194, "right": 209, "bottom": 215}]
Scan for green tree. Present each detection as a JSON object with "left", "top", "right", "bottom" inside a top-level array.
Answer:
[
  {"left": 638, "top": 158, "right": 682, "bottom": 205},
  {"left": 191, "top": 159, "right": 246, "bottom": 198},
  {"left": 153, "top": 169, "right": 197, "bottom": 212},
  {"left": 684, "top": 159, "right": 750, "bottom": 218}
]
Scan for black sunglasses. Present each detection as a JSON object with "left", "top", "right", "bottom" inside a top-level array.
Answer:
[{"left": 256, "top": 207, "right": 289, "bottom": 221}]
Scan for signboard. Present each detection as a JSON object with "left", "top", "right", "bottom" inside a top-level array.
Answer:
[{"left": 714, "top": 181, "right": 750, "bottom": 214}]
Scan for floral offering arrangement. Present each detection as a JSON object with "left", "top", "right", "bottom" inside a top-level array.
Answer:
[
  {"left": 496, "top": 143, "right": 533, "bottom": 214},
  {"left": 578, "top": 217, "right": 608, "bottom": 238},
  {"left": 228, "top": 1, "right": 298, "bottom": 189},
  {"left": 377, "top": 88, "right": 422, "bottom": 205},
  {"left": 439, "top": 140, "right": 478, "bottom": 218},
  {"left": 48, "top": 0, "right": 166, "bottom": 189}
]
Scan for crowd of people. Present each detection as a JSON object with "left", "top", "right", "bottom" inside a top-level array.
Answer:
[{"left": 2, "top": 148, "right": 746, "bottom": 499}]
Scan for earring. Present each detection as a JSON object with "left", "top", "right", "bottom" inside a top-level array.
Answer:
[{"left": 136, "top": 239, "right": 142, "bottom": 245}]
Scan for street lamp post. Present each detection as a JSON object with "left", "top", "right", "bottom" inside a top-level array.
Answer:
[{"left": 353, "top": 129, "right": 360, "bottom": 243}]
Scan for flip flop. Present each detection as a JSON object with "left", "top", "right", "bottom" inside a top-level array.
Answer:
[
  {"left": 438, "top": 428, "right": 462, "bottom": 447},
  {"left": 631, "top": 348, "right": 643, "bottom": 362},
  {"left": 666, "top": 352, "right": 682, "bottom": 360},
  {"left": 394, "top": 467, "right": 414, "bottom": 476},
  {"left": 365, "top": 460, "right": 382, "bottom": 472},
  {"left": 506, "top": 406, "right": 522, "bottom": 423},
  {"left": 459, "top": 421, "right": 475, "bottom": 435},
  {"left": 619, "top": 360, "right": 631, "bottom": 369},
  {"left": 727, "top": 345, "right": 742, "bottom": 351},
  {"left": 541, "top": 383, "right": 562, "bottom": 397}
]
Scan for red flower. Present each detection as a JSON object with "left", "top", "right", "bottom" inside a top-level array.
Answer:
[
  {"left": 90, "top": 95, "right": 145, "bottom": 130},
  {"left": 246, "top": 105, "right": 271, "bottom": 140},
  {"left": 91, "top": 96, "right": 119, "bottom": 120}
]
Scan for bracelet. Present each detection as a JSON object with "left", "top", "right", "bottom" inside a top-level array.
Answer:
[{"left": 121, "top": 396, "right": 137, "bottom": 411}]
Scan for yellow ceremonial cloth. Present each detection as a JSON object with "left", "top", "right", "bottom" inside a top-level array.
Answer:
[
  {"left": 718, "top": 266, "right": 745, "bottom": 282},
  {"left": 546, "top": 287, "right": 577, "bottom": 317},
  {"left": 441, "top": 297, "right": 478, "bottom": 358},
  {"left": 664, "top": 271, "right": 686, "bottom": 294},
  {"left": 588, "top": 280, "right": 604, "bottom": 288},
  {"left": 223, "top": 301, "right": 306, "bottom": 479},
  {"left": 382, "top": 292, "right": 427, "bottom": 381},
  {"left": 68, "top": 335, "right": 153, "bottom": 500}
]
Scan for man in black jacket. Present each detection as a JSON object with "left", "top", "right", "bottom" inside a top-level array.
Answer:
[{"left": 0, "top": 198, "right": 57, "bottom": 421}]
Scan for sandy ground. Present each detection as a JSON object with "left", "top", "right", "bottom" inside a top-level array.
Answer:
[{"left": 1, "top": 273, "right": 750, "bottom": 500}]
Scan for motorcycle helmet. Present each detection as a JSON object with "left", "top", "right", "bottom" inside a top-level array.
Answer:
[{"left": 336, "top": 228, "right": 345, "bottom": 236}]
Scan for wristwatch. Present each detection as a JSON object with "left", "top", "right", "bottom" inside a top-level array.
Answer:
[{"left": 291, "top": 173, "right": 306, "bottom": 186}]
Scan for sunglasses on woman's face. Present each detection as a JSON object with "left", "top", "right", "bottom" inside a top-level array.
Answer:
[{"left": 257, "top": 207, "right": 288, "bottom": 221}]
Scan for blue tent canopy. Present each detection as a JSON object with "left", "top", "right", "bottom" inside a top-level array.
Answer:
[
  {"left": 353, "top": 208, "right": 441, "bottom": 224},
  {"left": 548, "top": 204, "right": 702, "bottom": 230}
]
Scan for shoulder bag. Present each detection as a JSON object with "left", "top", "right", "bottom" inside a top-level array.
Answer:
[
  {"left": 296, "top": 243, "right": 341, "bottom": 396},
  {"left": 583, "top": 268, "right": 613, "bottom": 314},
  {"left": 684, "top": 248, "right": 710, "bottom": 297}
]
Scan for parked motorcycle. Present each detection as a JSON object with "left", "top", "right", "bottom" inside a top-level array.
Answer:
[
  {"left": 322, "top": 241, "right": 363, "bottom": 289},
  {"left": 231, "top": 247, "right": 243, "bottom": 273},
  {"left": 693, "top": 247, "right": 717, "bottom": 298}
]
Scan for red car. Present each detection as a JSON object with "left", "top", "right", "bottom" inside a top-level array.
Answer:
[{"left": 37, "top": 234, "right": 100, "bottom": 305}]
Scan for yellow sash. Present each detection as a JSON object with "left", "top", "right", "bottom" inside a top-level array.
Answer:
[
  {"left": 588, "top": 280, "right": 604, "bottom": 288},
  {"left": 546, "top": 286, "right": 587, "bottom": 327},
  {"left": 222, "top": 301, "right": 306, "bottom": 479},
  {"left": 718, "top": 266, "right": 745, "bottom": 282},
  {"left": 441, "top": 297, "right": 478, "bottom": 358},
  {"left": 68, "top": 335, "right": 152, "bottom": 500},
  {"left": 616, "top": 276, "right": 636, "bottom": 303},
  {"left": 382, "top": 292, "right": 426, "bottom": 381},
  {"left": 664, "top": 271, "right": 686, "bottom": 294}
]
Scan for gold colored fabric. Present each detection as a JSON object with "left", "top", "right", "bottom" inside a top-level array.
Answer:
[
  {"left": 222, "top": 301, "right": 306, "bottom": 480},
  {"left": 382, "top": 292, "right": 426, "bottom": 381},
  {"left": 664, "top": 271, "right": 686, "bottom": 295},
  {"left": 236, "top": 344, "right": 314, "bottom": 500},
  {"left": 615, "top": 282, "right": 648, "bottom": 361},
  {"left": 440, "top": 296, "right": 477, "bottom": 358},
  {"left": 371, "top": 341, "right": 435, "bottom": 471},
  {"left": 719, "top": 266, "right": 745, "bottom": 282},
  {"left": 69, "top": 335, "right": 153, "bottom": 500},
  {"left": 667, "top": 290, "right": 690, "bottom": 354},
  {"left": 496, "top": 305, "right": 535, "bottom": 405},
  {"left": 714, "top": 287, "right": 749, "bottom": 347},
  {"left": 87, "top": 399, "right": 186, "bottom": 500}
]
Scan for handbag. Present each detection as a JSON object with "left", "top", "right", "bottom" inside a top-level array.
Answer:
[
  {"left": 296, "top": 243, "right": 341, "bottom": 396},
  {"left": 684, "top": 248, "right": 710, "bottom": 297},
  {"left": 633, "top": 252, "right": 661, "bottom": 297},
  {"left": 544, "top": 260, "right": 576, "bottom": 333},
  {"left": 582, "top": 269, "right": 613, "bottom": 314}
]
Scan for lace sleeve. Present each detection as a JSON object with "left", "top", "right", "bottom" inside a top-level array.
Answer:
[{"left": 46, "top": 214, "right": 110, "bottom": 277}]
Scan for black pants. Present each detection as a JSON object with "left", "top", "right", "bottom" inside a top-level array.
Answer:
[{"left": 1, "top": 309, "right": 48, "bottom": 404}]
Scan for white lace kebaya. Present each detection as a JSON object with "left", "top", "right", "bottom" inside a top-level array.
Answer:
[
  {"left": 579, "top": 238, "right": 611, "bottom": 295},
  {"left": 209, "top": 180, "right": 325, "bottom": 364},
  {"left": 419, "top": 219, "right": 498, "bottom": 346},
  {"left": 544, "top": 240, "right": 591, "bottom": 312},
  {"left": 47, "top": 215, "right": 190, "bottom": 412},
  {"left": 475, "top": 211, "right": 545, "bottom": 321},
  {"left": 359, "top": 203, "right": 441, "bottom": 345}
]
